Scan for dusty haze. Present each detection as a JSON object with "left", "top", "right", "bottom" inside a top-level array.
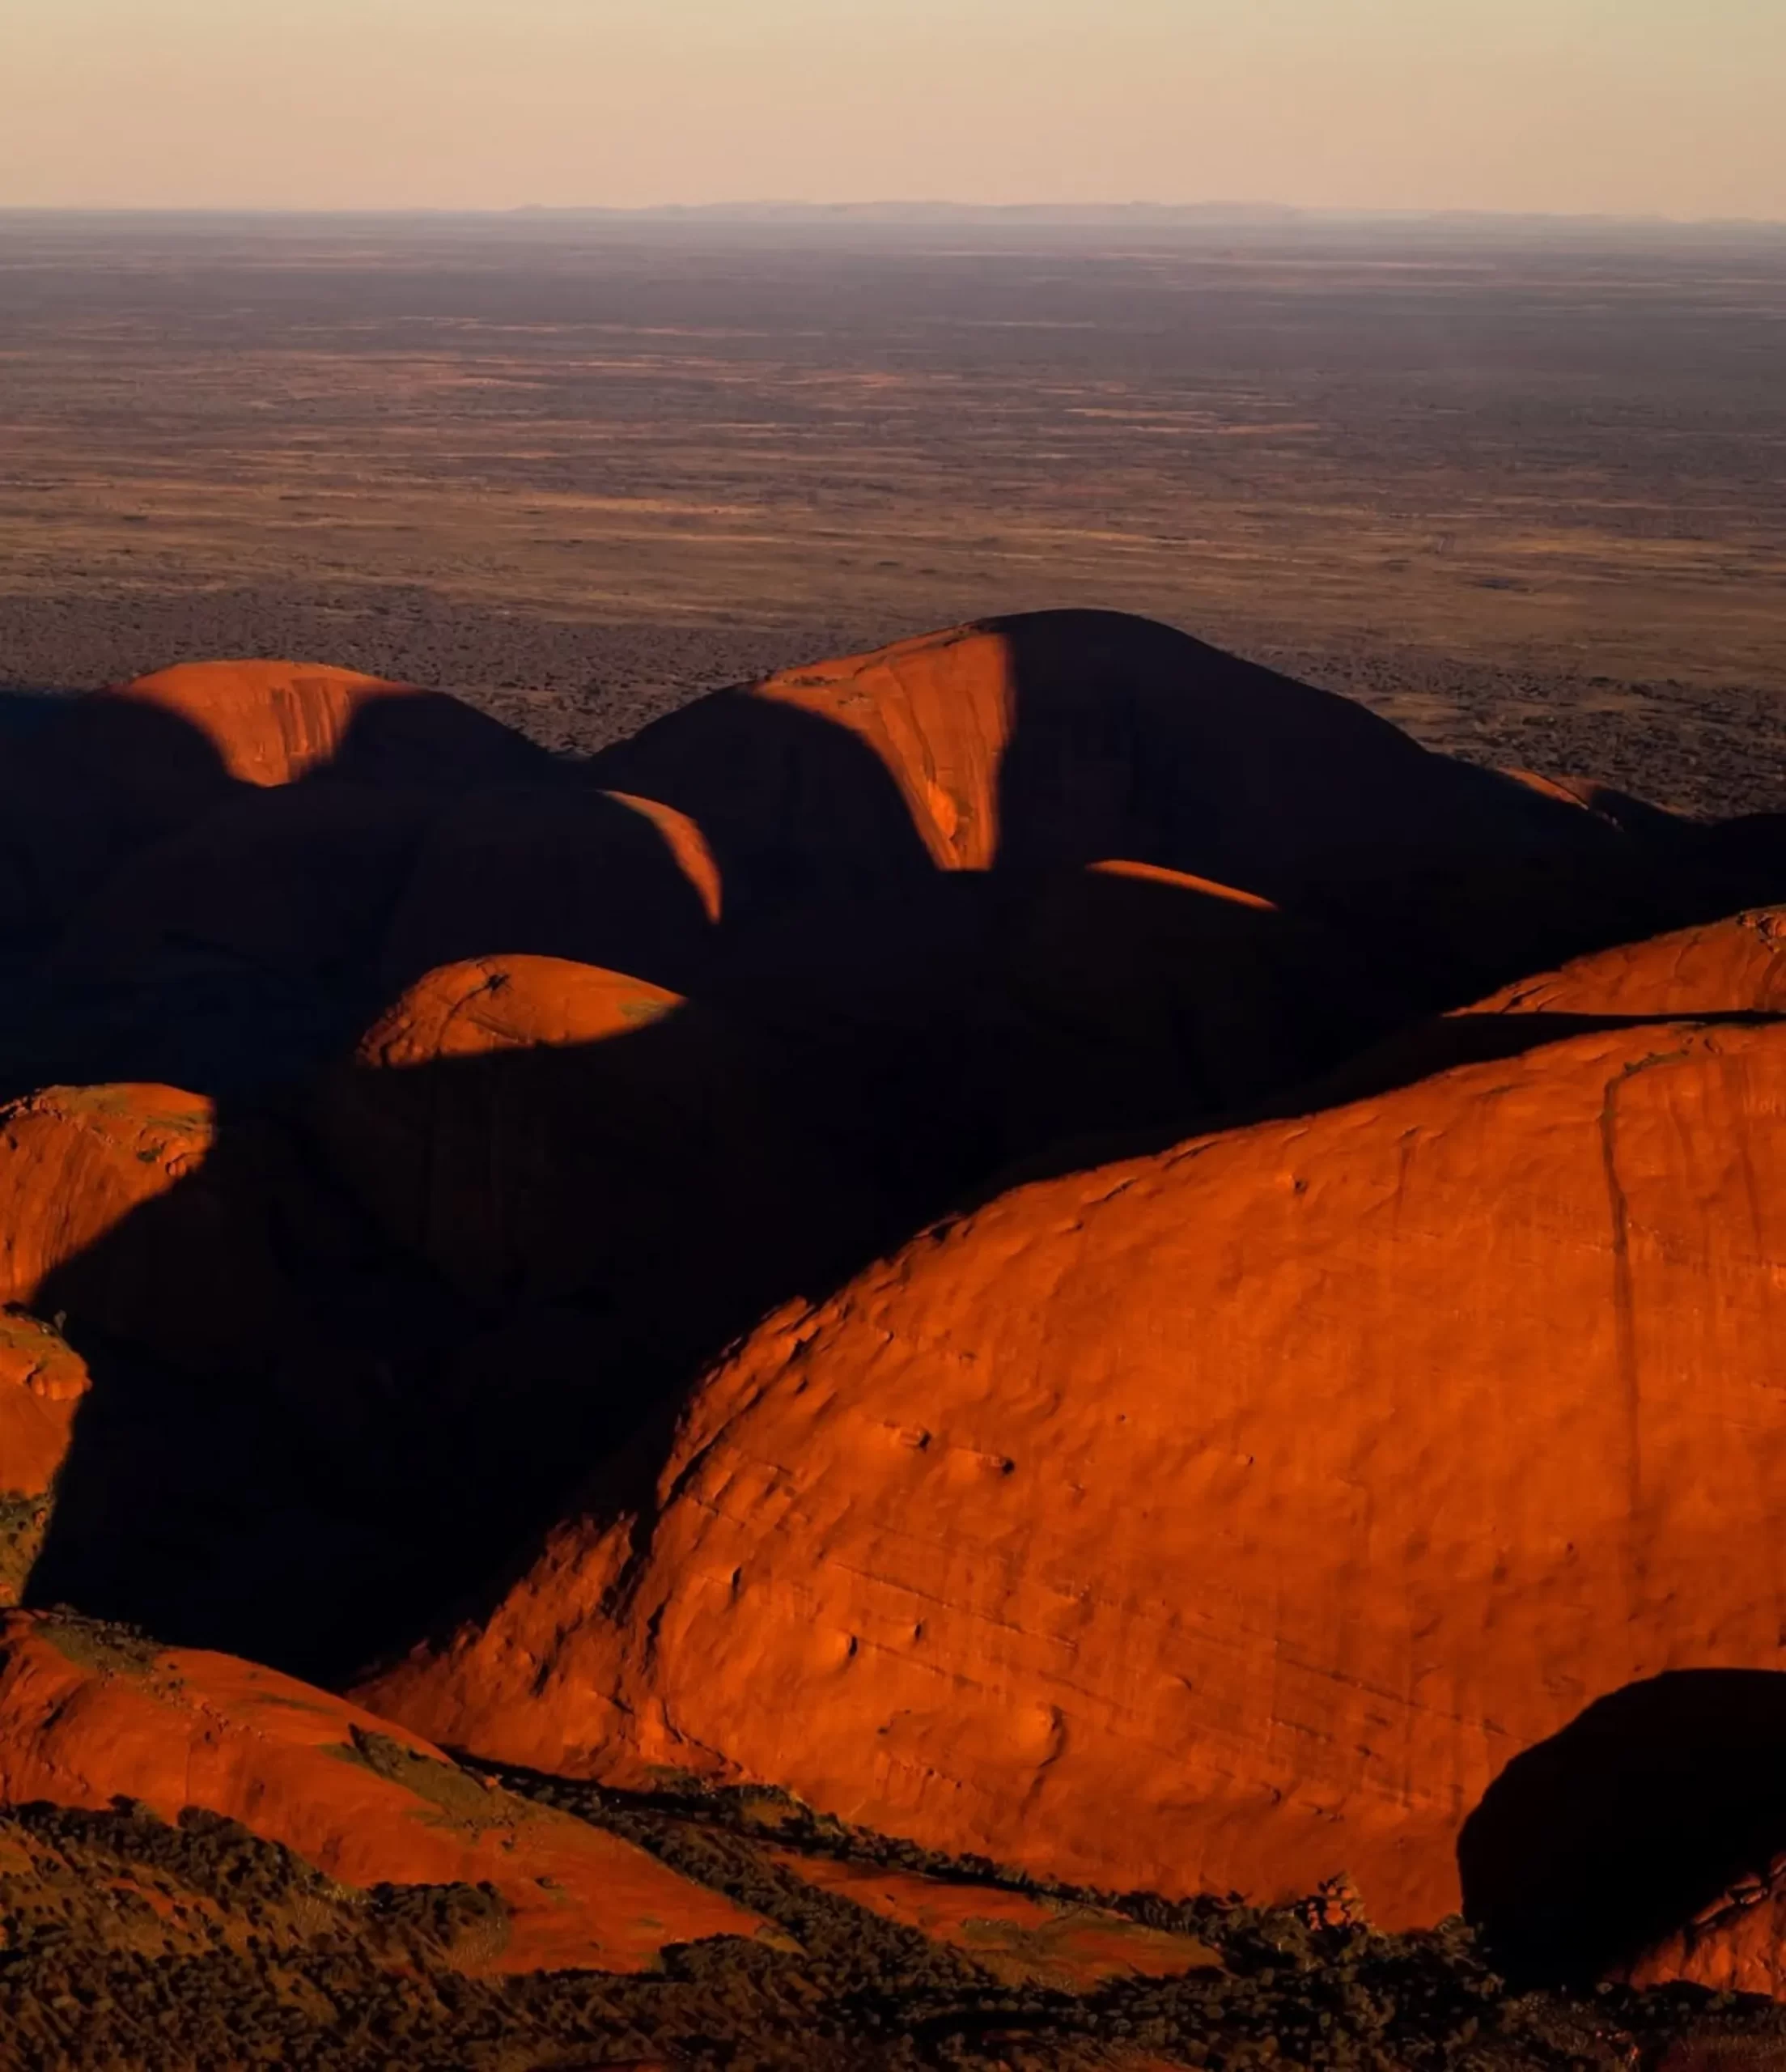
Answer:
[{"left": 4, "top": 0, "right": 1784, "bottom": 218}]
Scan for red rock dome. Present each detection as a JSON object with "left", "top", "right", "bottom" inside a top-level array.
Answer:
[
  {"left": 107, "top": 660, "right": 418, "bottom": 788},
  {"left": 0, "top": 1610, "right": 761, "bottom": 1973},
  {"left": 359, "top": 1017, "right": 1786, "bottom": 1931}
]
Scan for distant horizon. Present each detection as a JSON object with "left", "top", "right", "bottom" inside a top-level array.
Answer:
[
  {"left": 10, "top": 2, "right": 1783, "bottom": 220},
  {"left": 6, "top": 200, "right": 1785, "bottom": 233}
]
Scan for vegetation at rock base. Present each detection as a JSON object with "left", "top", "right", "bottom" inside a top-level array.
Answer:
[{"left": 4, "top": 1779, "right": 1786, "bottom": 2072}]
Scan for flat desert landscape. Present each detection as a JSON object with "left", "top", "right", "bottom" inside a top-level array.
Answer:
[{"left": 2, "top": 209, "right": 1784, "bottom": 809}]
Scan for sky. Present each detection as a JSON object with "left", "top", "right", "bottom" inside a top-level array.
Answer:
[{"left": 4, "top": 0, "right": 1784, "bottom": 220}]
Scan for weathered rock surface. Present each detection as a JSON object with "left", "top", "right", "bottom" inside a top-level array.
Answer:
[
  {"left": 0, "top": 1610, "right": 762, "bottom": 1973},
  {"left": 104, "top": 660, "right": 418, "bottom": 787},
  {"left": 351, "top": 953, "right": 685, "bottom": 1068},
  {"left": 591, "top": 611, "right": 1593, "bottom": 916},
  {"left": 769, "top": 1849, "right": 1221, "bottom": 1989},
  {"left": 359, "top": 1018, "right": 1786, "bottom": 1932},
  {"left": 1623, "top": 1870, "right": 1786, "bottom": 1998},
  {"left": 0, "top": 1084, "right": 212, "bottom": 1310},
  {"left": 0, "top": 1313, "right": 90, "bottom": 1603},
  {"left": 1467, "top": 905, "right": 1786, "bottom": 1018}
]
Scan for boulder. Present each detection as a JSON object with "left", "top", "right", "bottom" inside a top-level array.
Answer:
[
  {"left": 0, "top": 1610, "right": 761, "bottom": 1974},
  {"left": 359, "top": 1018, "right": 1786, "bottom": 1933}
]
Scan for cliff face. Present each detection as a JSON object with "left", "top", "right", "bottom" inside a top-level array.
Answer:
[{"left": 360, "top": 1017, "right": 1786, "bottom": 1930}]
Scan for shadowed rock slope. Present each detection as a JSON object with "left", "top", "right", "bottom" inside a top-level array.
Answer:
[{"left": 6, "top": 610, "right": 1786, "bottom": 2061}]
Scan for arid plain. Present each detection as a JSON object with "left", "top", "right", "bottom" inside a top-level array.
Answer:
[{"left": 2, "top": 210, "right": 1784, "bottom": 809}]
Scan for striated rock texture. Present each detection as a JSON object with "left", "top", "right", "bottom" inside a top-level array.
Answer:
[
  {"left": 360, "top": 1018, "right": 1786, "bottom": 1932},
  {"left": 105, "top": 660, "right": 418, "bottom": 787},
  {"left": 0, "top": 1610, "right": 761, "bottom": 1974},
  {"left": 590, "top": 610, "right": 1593, "bottom": 916}
]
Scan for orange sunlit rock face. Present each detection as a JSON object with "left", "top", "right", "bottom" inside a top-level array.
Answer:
[
  {"left": 0, "top": 1085, "right": 213, "bottom": 1309},
  {"left": 1466, "top": 905, "right": 1786, "bottom": 1017},
  {"left": 1623, "top": 1874, "right": 1786, "bottom": 1998},
  {"left": 0, "top": 1611, "right": 762, "bottom": 1974},
  {"left": 359, "top": 1017, "right": 1786, "bottom": 1931},
  {"left": 768, "top": 1849, "right": 1222, "bottom": 1989},
  {"left": 752, "top": 625, "right": 1017, "bottom": 870},
  {"left": 0, "top": 1314, "right": 91, "bottom": 1604},
  {"left": 109, "top": 660, "right": 418, "bottom": 787},
  {"left": 316, "top": 956, "right": 710, "bottom": 1306},
  {"left": 592, "top": 610, "right": 1595, "bottom": 915},
  {"left": 354, "top": 953, "right": 685, "bottom": 1067}
]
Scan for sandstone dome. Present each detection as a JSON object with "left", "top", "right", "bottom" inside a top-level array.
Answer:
[
  {"left": 360, "top": 1016, "right": 1786, "bottom": 1933},
  {"left": 0, "top": 1609, "right": 761, "bottom": 1973},
  {"left": 590, "top": 611, "right": 1597, "bottom": 919}
]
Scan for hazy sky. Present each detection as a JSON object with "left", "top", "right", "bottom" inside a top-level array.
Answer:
[{"left": 5, "top": 0, "right": 1783, "bottom": 219}]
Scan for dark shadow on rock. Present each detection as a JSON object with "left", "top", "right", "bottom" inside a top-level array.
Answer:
[
  {"left": 15, "top": 614, "right": 1786, "bottom": 1692},
  {"left": 588, "top": 681, "right": 941, "bottom": 923},
  {"left": 377, "top": 779, "right": 719, "bottom": 1001},
  {"left": 1458, "top": 1671, "right": 1786, "bottom": 1987},
  {"left": 989, "top": 609, "right": 1607, "bottom": 891}
]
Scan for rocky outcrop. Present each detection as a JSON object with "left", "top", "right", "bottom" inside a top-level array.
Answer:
[
  {"left": 0, "top": 1314, "right": 90, "bottom": 1604},
  {"left": 377, "top": 782, "right": 719, "bottom": 999},
  {"left": 1466, "top": 905, "right": 1786, "bottom": 1018},
  {"left": 0, "top": 1084, "right": 213, "bottom": 1310},
  {"left": 0, "top": 1609, "right": 762, "bottom": 1973},
  {"left": 591, "top": 611, "right": 1596, "bottom": 917},
  {"left": 359, "top": 1018, "right": 1786, "bottom": 1932},
  {"left": 104, "top": 660, "right": 418, "bottom": 788}
]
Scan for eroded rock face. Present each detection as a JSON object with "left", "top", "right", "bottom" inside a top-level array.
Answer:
[
  {"left": 0, "top": 1609, "right": 762, "bottom": 1973},
  {"left": 592, "top": 611, "right": 1593, "bottom": 916},
  {"left": 1623, "top": 1871, "right": 1786, "bottom": 1998},
  {"left": 107, "top": 660, "right": 420, "bottom": 788},
  {"left": 0, "top": 1314, "right": 91, "bottom": 1604},
  {"left": 1466, "top": 906, "right": 1786, "bottom": 1018},
  {"left": 351, "top": 953, "right": 685, "bottom": 1067},
  {"left": 359, "top": 1018, "right": 1786, "bottom": 1932},
  {"left": 0, "top": 1084, "right": 213, "bottom": 1310}
]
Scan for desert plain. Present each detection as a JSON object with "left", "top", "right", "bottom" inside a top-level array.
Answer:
[{"left": 2, "top": 210, "right": 1784, "bottom": 803}]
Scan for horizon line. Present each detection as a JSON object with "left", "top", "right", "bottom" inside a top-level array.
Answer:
[{"left": 3, "top": 200, "right": 1784, "bottom": 232}]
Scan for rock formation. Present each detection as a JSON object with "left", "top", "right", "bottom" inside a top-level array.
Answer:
[
  {"left": 0, "top": 1314, "right": 89, "bottom": 1603},
  {"left": 359, "top": 1017, "right": 1786, "bottom": 1934},
  {"left": 7, "top": 609, "right": 1786, "bottom": 2041},
  {"left": 0, "top": 1609, "right": 761, "bottom": 1972}
]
